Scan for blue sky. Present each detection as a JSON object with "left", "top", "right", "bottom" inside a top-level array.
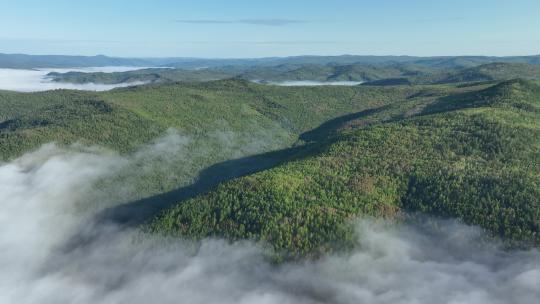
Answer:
[{"left": 0, "top": 0, "right": 539, "bottom": 58}]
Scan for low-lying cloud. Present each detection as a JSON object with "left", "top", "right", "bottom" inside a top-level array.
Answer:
[
  {"left": 0, "top": 67, "right": 149, "bottom": 92},
  {"left": 1, "top": 142, "right": 539, "bottom": 304}
]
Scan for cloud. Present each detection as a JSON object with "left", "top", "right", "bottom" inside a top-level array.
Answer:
[
  {"left": 0, "top": 67, "right": 150, "bottom": 92},
  {"left": 176, "top": 18, "right": 308, "bottom": 26},
  {"left": 1, "top": 140, "right": 540, "bottom": 303}
]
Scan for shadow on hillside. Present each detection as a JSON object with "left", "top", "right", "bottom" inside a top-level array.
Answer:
[
  {"left": 61, "top": 144, "right": 314, "bottom": 251},
  {"left": 90, "top": 106, "right": 394, "bottom": 229},
  {"left": 93, "top": 145, "right": 312, "bottom": 228},
  {"left": 300, "top": 104, "right": 392, "bottom": 142},
  {"left": 62, "top": 104, "right": 404, "bottom": 251},
  {"left": 419, "top": 90, "right": 485, "bottom": 115},
  {"left": 419, "top": 81, "right": 515, "bottom": 116},
  {"left": 90, "top": 104, "right": 395, "bottom": 229}
]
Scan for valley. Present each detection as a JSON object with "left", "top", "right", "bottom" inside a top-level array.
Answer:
[{"left": 1, "top": 54, "right": 539, "bottom": 304}]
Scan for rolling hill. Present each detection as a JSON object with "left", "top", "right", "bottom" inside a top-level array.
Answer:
[
  {"left": 1, "top": 76, "right": 538, "bottom": 259},
  {"left": 46, "top": 61, "right": 540, "bottom": 88},
  {"left": 149, "top": 79, "right": 540, "bottom": 257},
  {"left": 0, "top": 80, "right": 432, "bottom": 203},
  {"left": 3, "top": 52, "right": 540, "bottom": 70}
]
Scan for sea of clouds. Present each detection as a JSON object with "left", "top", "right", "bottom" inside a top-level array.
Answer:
[
  {"left": 0, "top": 67, "right": 149, "bottom": 92},
  {"left": 1, "top": 137, "right": 539, "bottom": 304},
  {"left": 0, "top": 67, "right": 366, "bottom": 91}
]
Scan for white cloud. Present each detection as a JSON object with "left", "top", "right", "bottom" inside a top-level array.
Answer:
[
  {"left": 0, "top": 142, "right": 539, "bottom": 304},
  {"left": 0, "top": 67, "right": 149, "bottom": 92}
]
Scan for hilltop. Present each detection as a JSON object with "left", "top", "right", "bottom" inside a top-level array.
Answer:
[
  {"left": 2, "top": 53, "right": 540, "bottom": 69},
  {"left": 1, "top": 76, "right": 539, "bottom": 259},
  {"left": 45, "top": 61, "right": 540, "bottom": 87},
  {"left": 149, "top": 79, "right": 540, "bottom": 257}
]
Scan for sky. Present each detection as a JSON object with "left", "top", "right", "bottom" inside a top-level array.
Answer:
[{"left": 0, "top": 0, "right": 539, "bottom": 58}]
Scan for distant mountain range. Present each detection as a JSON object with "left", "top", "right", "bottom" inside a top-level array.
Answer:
[
  {"left": 1, "top": 53, "right": 540, "bottom": 69},
  {"left": 46, "top": 61, "right": 540, "bottom": 86}
]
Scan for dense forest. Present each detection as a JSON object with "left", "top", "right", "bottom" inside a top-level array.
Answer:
[
  {"left": 147, "top": 79, "right": 540, "bottom": 257},
  {"left": 2, "top": 53, "right": 540, "bottom": 69},
  {"left": 45, "top": 61, "right": 540, "bottom": 87},
  {"left": 1, "top": 74, "right": 539, "bottom": 258}
]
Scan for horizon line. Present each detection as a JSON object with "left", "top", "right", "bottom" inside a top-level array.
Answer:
[{"left": 1, "top": 52, "right": 540, "bottom": 60}]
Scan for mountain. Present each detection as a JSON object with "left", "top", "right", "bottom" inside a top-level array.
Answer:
[
  {"left": 0, "top": 54, "right": 155, "bottom": 69},
  {"left": 149, "top": 79, "right": 540, "bottom": 257},
  {"left": 2, "top": 76, "right": 539, "bottom": 259},
  {"left": 363, "top": 62, "right": 540, "bottom": 86},
  {"left": 47, "top": 61, "right": 540, "bottom": 87},
  {"left": 0, "top": 80, "right": 422, "bottom": 201},
  {"left": 435, "top": 62, "right": 540, "bottom": 83},
  {"left": 2, "top": 53, "right": 540, "bottom": 69},
  {"left": 46, "top": 64, "right": 412, "bottom": 84},
  {"left": 46, "top": 68, "right": 233, "bottom": 84}
]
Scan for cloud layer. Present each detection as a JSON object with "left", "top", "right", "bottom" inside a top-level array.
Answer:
[
  {"left": 1, "top": 141, "right": 539, "bottom": 304},
  {"left": 0, "top": 67, "right": 149, "bottom": 92}
]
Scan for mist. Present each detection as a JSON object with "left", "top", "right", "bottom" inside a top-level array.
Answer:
[
  {"left": 1, "top": 141, "right": 539, "bottom": 304},
  {"left": 0, "top": 67, "right": 149, "bottom": 92}
]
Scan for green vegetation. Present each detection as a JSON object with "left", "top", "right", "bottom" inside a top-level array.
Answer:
[
  {"left": 48, "top": 62, "right": 540, "bottom": 88},
  {"left": 363, "top": 62, "right": 540, "bottom": 85},
  {"left": 47, "top": 68, "right": 232, "bottom": 84},
  {"left": 0, "top": 90, "right": 164, "bottom": 158},
  {"left": 149, "top": 79, "right": 540, "bottom": 257},
  {"left": 0, "top": 80, "right": 431, "bottom": 201},
  {"left": 435, "top": 62, "right": 540, "bottom": 83},
  {"left": 2, "top": 72, "right": 539, "bottom": 259},
  {"left": 46, "top": 63, "right": 422, "bottom": 84},
  {"left": 3, "top": 53, "right": 540, "bottom": 69}
]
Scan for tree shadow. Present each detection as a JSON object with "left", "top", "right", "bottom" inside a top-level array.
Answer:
[
  {"left": 68, "top": 105, "right": 396, "bottom": 250},
  {"left": 419, "top": 82, "right": 507, "bottom": 116},
  {"left": 93, "top": 144, "right": 313, "bottom": 228},
  {"left": 299, "top": 104, "right": 392, "bottom": 142},
  {"left": 61, "top": 144, "right": 314, "bottom": 251},
  {"left": 89, "top": 104, "right": 393, "bottom": 230},
  {"left": 62, "top": 104, "right": 397, "bottom": 250}
]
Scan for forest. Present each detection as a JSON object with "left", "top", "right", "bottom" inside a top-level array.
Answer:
[{"left": 2, "top": 75, "right": 539, "bottom": 258}]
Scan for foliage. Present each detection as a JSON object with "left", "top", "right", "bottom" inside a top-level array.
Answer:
[
  {"left": 149, "top": 79, "right": 540, "bottom": 257},
  {"left": 2, "top": 74, "right": 539, "bottom": 258}
]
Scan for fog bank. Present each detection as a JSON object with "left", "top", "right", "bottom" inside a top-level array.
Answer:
[
  {"left": 1, "top": 143, "right": 539, "bottom": 304},
  {"left": 0, "top": 67, "right": 149, "bottom": 92}
]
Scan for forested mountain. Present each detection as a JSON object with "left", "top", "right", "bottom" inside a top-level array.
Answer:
[
  {"left": 45, "top": 64, "right": 420, "bottom": 84},
  {"left": 46, "top": 61, "right": 540, "bottom": 87},
  {"left": 150, "top": 79, "right": 540, "bottom": 258},
  {"left": 0, "top": 80, "right": 424, "bottom": 202},
  {"left": 2, "top": 52, "right": 540, "bottom": 69},
  {"left": 0, "top": 54, "right": 156, "bottom": 69},
  {"left": 2, "top": 77, "right": 539, "bottom": 259},
  {"left": 434, "top": 62, "right": 540, "bottom": 83}
]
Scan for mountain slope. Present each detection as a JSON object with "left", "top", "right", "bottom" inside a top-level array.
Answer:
[
  {"left": 1, "top": 80, "right": 439, "bottom": 204},
  {"left": 3, "top": 53, "right": 540, "bottom": 70},
  {"left": 0, "top": 54, "right": 157, "bottom": 69},
  {"left": 2, "top": 77, "right": 538, "bottom": 258},
  {"left": 149, "top": 80, "right": 540, "bottom": 257},
  {"left": 436, "top": 62, "right": 540, "bottom": 83}
]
